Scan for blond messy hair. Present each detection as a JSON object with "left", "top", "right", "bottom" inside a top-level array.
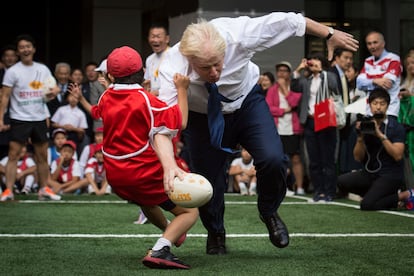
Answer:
[{"left": 179, "top": 19, "right": 226, "bottom": 60}]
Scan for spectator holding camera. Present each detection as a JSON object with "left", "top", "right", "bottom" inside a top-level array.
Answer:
[
  {"left": 292, "top": 52, "right": 340, "bottom": 202},
  {"left": 337, "top": 88, "right": 414, "bottom": 210}
]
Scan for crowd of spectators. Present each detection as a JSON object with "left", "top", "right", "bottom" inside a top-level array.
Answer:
[{"left": 0, "top": 28, "right": 413, "bottom": 210}]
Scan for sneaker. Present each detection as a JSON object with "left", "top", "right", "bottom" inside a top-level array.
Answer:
[
  {"left": 249, "top": 183, "right": 257, "bottom": 196},
  {"left": 313, "top": 193, "right": 325, "bottom": 202},
  {"left": 406, "top": 189, "right": 414, "bottom": 211},
  {"left": 133, "top": 211, "right": 148, "bottom": 225},
  {"left": 286, "top": 189, "right": 295, "bottom": 196},
  {"left": 87, "top": 185, "right": 95, "bottom": 195},
  {"left": 295, "top": 188, "right": 305, "bottom": 195},
  {"left": 38, "top": 187, "right": 61, "bottom": 201},
  {"left": 142, "top": 246, "right": 190, "bottom": 269},
  {"left": 21, "top": 187, "right": 31, "bottom": 195},
  {"left": 174, "top": 232, "right": 187, "bottom": 247},
  {"left": 0, "top": 188, "right": 14, "bottom": 201},
  {"left": 105, "top": 185, "right": 112, "bottom": 195}
]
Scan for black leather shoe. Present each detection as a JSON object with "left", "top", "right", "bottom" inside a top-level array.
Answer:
[
  {"left": 206, "top": 232, "right": 227, "bottom": 255},
  {"left": 260, "top": 213, "right": 289, "bottom": 248}
]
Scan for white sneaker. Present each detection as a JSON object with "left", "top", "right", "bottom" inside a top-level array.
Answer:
[
  {"left": 295, "top": 188, "right": 305, "bottom": 195},
  {"left": 105, "top": 185, "right": 112, "bottom": 195},
  {"left": 38, "top": 187, "right": 61, "bottom": 201},
  {"left": 21, "top": 187, "right": 31, "bottom": 195},
  {"left": 133, "top": 210, "right": 148, "bottom": 224},
  {"left": 286, "top": 189, "right": 295, "bottom": 196},
  {"left": 249, "top": 182, "right": 257, "bottom": 196}
]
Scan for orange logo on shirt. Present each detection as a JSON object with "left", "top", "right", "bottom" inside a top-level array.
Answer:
[{"left": 29, "top": 80, "right": 42, "bottom": 90}]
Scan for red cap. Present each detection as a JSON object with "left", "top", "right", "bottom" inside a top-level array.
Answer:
[
  {"left": 107, "top": 46, "right": 142, "bottom": 77},
  {"left": 95, "top": 126, "right": 104, "bottom": 133},
  {"left": 62, "top": 140, "right": 77, "bottom": 150}
]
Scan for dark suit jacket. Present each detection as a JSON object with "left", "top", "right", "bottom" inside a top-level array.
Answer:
[
  {"left": 330, "top": 65, "right": 352, "bottom": 134},
  {"left": 329, "top": 65, "right": 349, "bottom": 103}
]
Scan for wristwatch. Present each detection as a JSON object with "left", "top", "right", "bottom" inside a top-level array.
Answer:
[
  {"left": 380, "top": 135, "right": 388, "bottom": 141},
  {"left": 326, "top": 27, "right": 334, "bottom": 40}
]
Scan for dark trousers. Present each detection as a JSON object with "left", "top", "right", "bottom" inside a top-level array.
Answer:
[
  {"left": 337, "top": 170, "right": 401, "bottom": 210},
  {"left": 187, "top": 90, "right": 287, "bottom": 234},
  {"left": 304, "top": 119, "right": 337, "bottom": 197},
  {"left": 338, "top": 125, "right": 363, "bottom": 174}
]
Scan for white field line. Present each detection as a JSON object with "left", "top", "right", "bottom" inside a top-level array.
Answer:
[
  {"left": 1, "top": 233, "right": 414, "bottom": 238},
  {"left": 13, "top": 197, "right": 414, "bottom": 219},
  {"left": 3, "top": 198, "right": 413, "bottom": 239}
]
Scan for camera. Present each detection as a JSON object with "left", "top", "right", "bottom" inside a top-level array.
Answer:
[{"left": 357, "top": 113, "right": 385, "bottom": 134}]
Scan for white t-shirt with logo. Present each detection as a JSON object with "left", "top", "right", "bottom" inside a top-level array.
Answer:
[{"left": 2, "top": 61, "right": 53, "bottom": 121}]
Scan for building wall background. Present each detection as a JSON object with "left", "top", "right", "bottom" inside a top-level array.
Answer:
[{"left": 1, "top": 0, "right": 413, "bottom": 75}]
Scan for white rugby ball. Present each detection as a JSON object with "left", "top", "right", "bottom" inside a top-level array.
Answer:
[
  {"left": 42, "top": 76, "right": 57, "bottom": 102},
  {"left": 169, "top": 173, "right": 213, "bottom": 208}
]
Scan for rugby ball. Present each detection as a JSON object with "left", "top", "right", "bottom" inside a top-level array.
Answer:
[
  {"left": 42, "top": 76, "right": 57, "bottom": 102},
  {"left": 169, "top": 173, "right": 213, "bottom": 208}
]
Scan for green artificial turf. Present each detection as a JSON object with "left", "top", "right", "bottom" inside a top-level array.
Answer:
[{"left": 1, "top": 194, "right": 413, "bottom": 275}]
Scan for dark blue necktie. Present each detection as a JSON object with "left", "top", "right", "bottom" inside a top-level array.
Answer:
[{"left": 205, "top": 82, "right": 235, "bottom": 153}]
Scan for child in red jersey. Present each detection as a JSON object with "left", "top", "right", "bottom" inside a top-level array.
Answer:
[
  {"left": 0, "top": 145, "right": 37, "bottom": 194},
  {"left": 48, "top": 140, "right": 81, "bottom": 194},
  {"left": 69, "top": 46, "right": 196, "bottom": 270}
]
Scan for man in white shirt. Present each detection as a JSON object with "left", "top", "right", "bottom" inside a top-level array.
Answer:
[
  {"left": 158, "top": 12, "right": 359, "bottom": 255},
  {"left": 143, "top": 23, "right": 171, "bottom": 99},
  {"left": 0, "top": 34, "right": 61, "bottom": 201}
]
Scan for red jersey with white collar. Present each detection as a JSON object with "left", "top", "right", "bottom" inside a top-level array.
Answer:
[
  {"left": 85, "top": 157, "right": 106, "bottom": 183},
  {"left": 90, "top": 84, "right": 181, "bottom": 205}
]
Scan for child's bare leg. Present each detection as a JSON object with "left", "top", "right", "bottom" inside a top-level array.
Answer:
[
  {"left": 140, "top": 205, "right": 169, "bottom": 230},
  {"left": 62, "top": 178, "right": 89, "bottom": 193},
  {"left": 161, "top": 206, "right": 198, "bottom": 244}
]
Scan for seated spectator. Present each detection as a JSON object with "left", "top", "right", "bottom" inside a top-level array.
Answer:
[
  {"left": 0, "top": 145, "right": 36, "bottom": 194},
  {"left": 79, "top": 126, "right": 104, "bottom": 175},
  {"left": 228, "top": 147, "right": 257, "bottom": 195},
  {"left": 337, "top": 88, "right": 414, "bottom": 210},
  {"left": 48, "top": 128, "right": 66, "bottom": 166},
  {"left": 48, "top": 141, "right": 82, "bottom": 194},
  {"left": 48, "top": 128, "right": 78, "bottom": 167},
  {"left": 61, "top": 144, "right": 110, "bottom": 195},
  {"left": 51, "top": 92, "right": 88, "bottom": 156}
]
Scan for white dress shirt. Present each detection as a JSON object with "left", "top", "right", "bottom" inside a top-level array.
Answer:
[{"left": 158, "top": 12, "right": 306, "bottom": 114}]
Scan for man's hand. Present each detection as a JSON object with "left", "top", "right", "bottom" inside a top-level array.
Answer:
[
  {"left": 373, "top": 78, "right": 393, "bottom": 90},
  {"left": 326, "top": 29, "right": 359, "bottom": 61}
]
